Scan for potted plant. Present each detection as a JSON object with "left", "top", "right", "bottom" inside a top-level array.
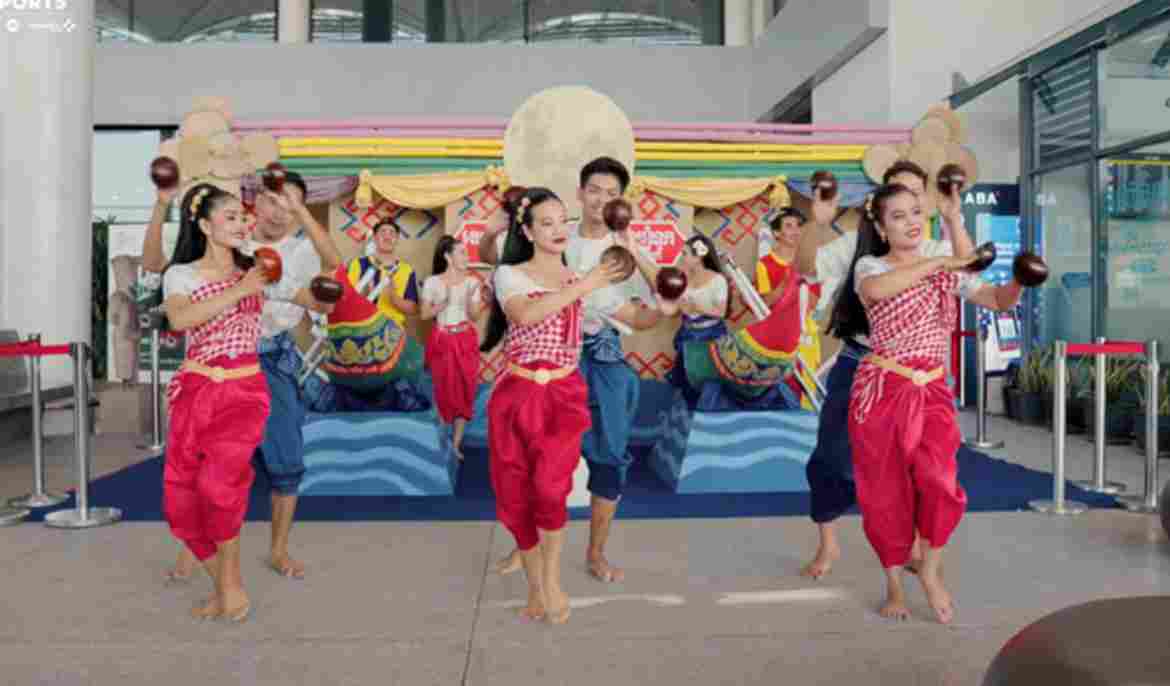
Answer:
[
  {"left": 1012, "top": 346, "right": 1050, "bottom": 425},
  {"left": 1132, "top": 367, "right": 1170, "bottom": 456},
  {"left": 1052, "top": 356, "right": 1091, "bottom": 434},
  {"left": 1083, "top": 357, "right": 1141, "bottom": 444}
]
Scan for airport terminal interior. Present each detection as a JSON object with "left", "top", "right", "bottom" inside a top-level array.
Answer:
[{"left": 2, "top": 0, "right": 1170, "bottom": 684}]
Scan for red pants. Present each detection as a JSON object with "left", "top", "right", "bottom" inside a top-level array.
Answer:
[
  {"left": 424, "top": 323, "right": 480, "bottom": 423},
  {"left": 164, "top": 358, "right": 270, "bottom": 561},
  {"left": 488, "top": 366, "right": 590, "bottom": 551},
  {"left": 848, "top": 363, "right": 966, "bottom": 568}
]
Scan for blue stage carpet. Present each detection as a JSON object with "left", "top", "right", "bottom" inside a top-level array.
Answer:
[{"left": 27, "top": 446, "right": 1119, "bottom": 522}]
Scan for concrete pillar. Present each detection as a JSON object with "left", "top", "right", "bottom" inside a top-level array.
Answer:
[
  {"left": 724, "top": 0, "right": 753, "bottom": 46},
  {"left": 0, "top": 0, "right": 95, "bottom": 391},
  {"left": 751, "top": 0, "right": 771, "bottom": 40},
  {"left": 278, "top": 0, "right": 311, "bottom": 43}
]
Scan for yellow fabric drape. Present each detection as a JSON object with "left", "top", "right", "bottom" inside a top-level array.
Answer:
[
  {"left": 355, "top": 166, "right": 793, "bottom": 210},
  {"left": 356, "top": 166, "right": 509, "bottom": 208},
  {"left": 626, "top": 175, "right": 791, "bottom": 208}
]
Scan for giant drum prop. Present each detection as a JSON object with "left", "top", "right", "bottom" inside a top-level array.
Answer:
[
  {"left": 982, "top": 596, "right": 1170, "bottom": 685},
  {"left": 503, "top": 86, "right": 636, "bottom": 219},
  {"left": 320, "top": 263, "right": 423, "bottom": 393}
]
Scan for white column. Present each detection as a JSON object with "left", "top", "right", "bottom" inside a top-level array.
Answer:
[
  {"left": 751, "top": 0, "right": 771, "bottom": 40},
  {"left": 278, "top": 0, "right": 311, "bottom": 43},
  {"left": 724, "top": 0, "right": 753, "bottom": 46},
  {"left": 0, "top": 1, "right": 95, "bottom": 391}
]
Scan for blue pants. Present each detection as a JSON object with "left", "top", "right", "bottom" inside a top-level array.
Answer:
[
  {"left": 254, "top": 333, "right": 307, "bottom": 496},
  {"left": 805, "top": 339, "right": 869, "bottom": 523},
  {"left": 580, "top": 329, "right": 640, "bottom": 501}
]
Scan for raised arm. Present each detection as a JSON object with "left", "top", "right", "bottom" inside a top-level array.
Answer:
[
  {"left": 142, "top": 189, "right": 176, "bottom": 273},
  {"left": 857, "top": 255, "right": 972, "bottom": 304},
  {"left": 164, "top": 268, "right": 267, "bottom": 331}
]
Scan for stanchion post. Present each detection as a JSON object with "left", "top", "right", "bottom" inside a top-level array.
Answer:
[
  {"left": 1030, "top": 340, "right": 1087, "bottom": 515},
  {"left": 1076, "top": 336, "right": 1125, "bottom": 494},
  {"left": 43, "top": 342, "right": 122, "bottom": 529},
  {"left": 138, "top": 324, "right": 165, "bottom": 453},
  {"left": 965, "top": 321, "right": 1004, "bottom": 450},
  {"left": 9, "top": 333, "right": 67, "bottom": 509},
  {"left": 1121, "top": 340, "right": 1160, "bottom": 514}
]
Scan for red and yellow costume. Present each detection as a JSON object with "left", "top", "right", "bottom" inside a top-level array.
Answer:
[
  {"left": 848, "top": 261, "right": 977, "bottom": 568},
  {"left": 755, "top": 253, "right": 823, "bottom": 407},
  {"left": 163, "top": 272, "right": 268, "bottom": 562},
  {"left": 488, "top": 265, "right": 591, "bottom": 550}
]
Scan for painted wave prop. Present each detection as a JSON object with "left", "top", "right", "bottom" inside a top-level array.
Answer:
[
  {"left": 300, "top": 410, "right": 459, "bottom": 496},
  {"left": 649, "top": 390, "right": 818, "bottom": 494}
]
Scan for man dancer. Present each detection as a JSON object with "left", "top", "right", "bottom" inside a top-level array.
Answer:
[
  {"left": 168, "top": 172, "right": 342, "bottom": 580},
  {"left": 802, "top": 160, "right": 973, "bottom": 579},
  {"left": 485, "top": 157, "right": 661, "bottom": 582}
]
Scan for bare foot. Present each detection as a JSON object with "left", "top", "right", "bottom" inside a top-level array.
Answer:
[
  {"left": 518, "top": 588, "right": 545, "bottom": 621},
  {"left": 879, "top": 596, "right": 910, "bottom": 621},
  {"left": 269, "top": 553, "right": 305, "bottom": 579},
  {"left": 544, "top": 589, "right": 571, "bottom": 625},
  {"left": 879, "top": 570, "right": 910, "bottom": 621},
  {"left": 220, "top": 587, "right": 251, "bottom": 623},
  {"left": 166, "top": 549, "right": 197, "bottom": 584},
  {"left": 800, "top": 542, "right": 841, "bottom": 580},
  {"left": 190, "top": 595, "right": 222, "bottom": 620},
  {"left": 495, "top": 550, "right": 522, "bottom": 576},
  {"left": 587, "top": 554, "right": 625, "bottom": 583},
  {"left": 917, "top": 570, "right": 955, "bottom": 624}
]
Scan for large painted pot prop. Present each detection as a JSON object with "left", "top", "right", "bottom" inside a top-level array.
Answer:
[{"left": 321, "top": 263, "right": 423, "bottom": 393}]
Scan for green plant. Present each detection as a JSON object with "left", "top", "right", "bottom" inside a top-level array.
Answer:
[
  {"left": 1016, "top": 345, "right": 1053, "bottom": 394},
  {"left": 1134, "top": 368, "right": 1170, "bottom": 416}
]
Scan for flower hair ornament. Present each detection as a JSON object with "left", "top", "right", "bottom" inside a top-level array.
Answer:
[
  {"left": 519, "top": 197, "right": 532, "bottom": 210},
  {"left": 863, "top": 193, "right": 875, "bottom": 221},
  {"left": 189, "top": 187, "right": 212, "bottom": 217},
  {"left": 689, "top": 238, "right": 709, "bottom": 258}
]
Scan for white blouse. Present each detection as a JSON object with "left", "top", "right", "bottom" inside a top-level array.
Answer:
[
  {"left": 682, "top": 273, "right": 729, "bottom": 320},
  {"left": 422, "top": 274, "right": 482, "bottom": 328}
]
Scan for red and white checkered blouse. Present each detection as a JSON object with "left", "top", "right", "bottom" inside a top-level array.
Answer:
[
  {"left": 493, "top": 265, "right": 583, "bottom": 368},
  {"left": 850, "top": 257, "right": 981, "bottom": 424}
]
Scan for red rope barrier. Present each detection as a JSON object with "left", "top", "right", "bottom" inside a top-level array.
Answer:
[
  {"left": 0, "top": 342, "right": 72, "bottom": 358},
  {"left": 1066, "top": 341, "right": 1146, "bottom": 357}
]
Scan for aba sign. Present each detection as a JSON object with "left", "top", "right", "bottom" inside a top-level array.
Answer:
[{"left": 629, "top": 221, "right": 686, "bottom": 266}]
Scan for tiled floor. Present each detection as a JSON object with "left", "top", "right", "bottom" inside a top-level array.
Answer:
[{"left": 1, "top": 411, "right": 1167, "bottom": 685}]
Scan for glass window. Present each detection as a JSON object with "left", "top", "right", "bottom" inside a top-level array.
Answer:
[
  {"left": 93, "top": 130, "right": 167, "bottom": 225},
  {"left": 312, "top": 0, "right": 427, "bottom": 42},
  {"left": 1098, "top": 16, "right": 1170, "bottom": 150},
  {"left": 1033, "top": 164, "right": 1094, "bottom": 348},
  {"left": 1102, "top": 142, "right": 1170, "bottom": 360},
  {"left": 1033, "top": 54, "right": 1094, "bottom": 167},
  {"left": 95, "top": 1, "right": 278, "bottom": 43}
]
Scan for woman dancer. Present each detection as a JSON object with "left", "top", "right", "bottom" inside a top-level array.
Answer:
[
  {"left": 830, "top": 183, "right": 1024, "bottom": 624},
  {"left": 663, "top": 235, "right": 730, "bottom": 407},
  {"left": 481, "top": 187, "right": 623, "bottom": 624},
  {"left": 421, "top": 236, "right": 489, "bottom": 457},
  {"left": 161, "top": 184, "right": 270, "bottom": 622}
]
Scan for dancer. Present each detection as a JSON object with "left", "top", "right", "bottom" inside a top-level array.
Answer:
[
  {"left": 420, "top": 236, "right": 490, "bottom": 457},
  {"left": 481, "top": 187, "right": 625, "bottom": 624},
  {"left": 167, "top": 172, "right": 340, "bottom": 582},
  {"left": 802, "top": 160, "right": 973, "bottom": 580},
  {"left": 497, "top": 158, "right": 663, "bottom": 582},
  {"left": 831, "top": 182, "right": 1023, "bottom": 623},
  {"left": 663, "top": 235, "right": 730, "bottom": 408},
  {"left": 160, "top": 184, "right": 269, "bottom": 621},
  {"left": 755, "top": 207, "right": 822, "bottom": 408},
  {"left": 350, "top": 218, "right": 420, "bottom": 326}
]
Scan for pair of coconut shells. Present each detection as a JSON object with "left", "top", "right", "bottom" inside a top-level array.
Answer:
[{"left": 863, "top": 103, "right": 979, "bottom": 195}]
